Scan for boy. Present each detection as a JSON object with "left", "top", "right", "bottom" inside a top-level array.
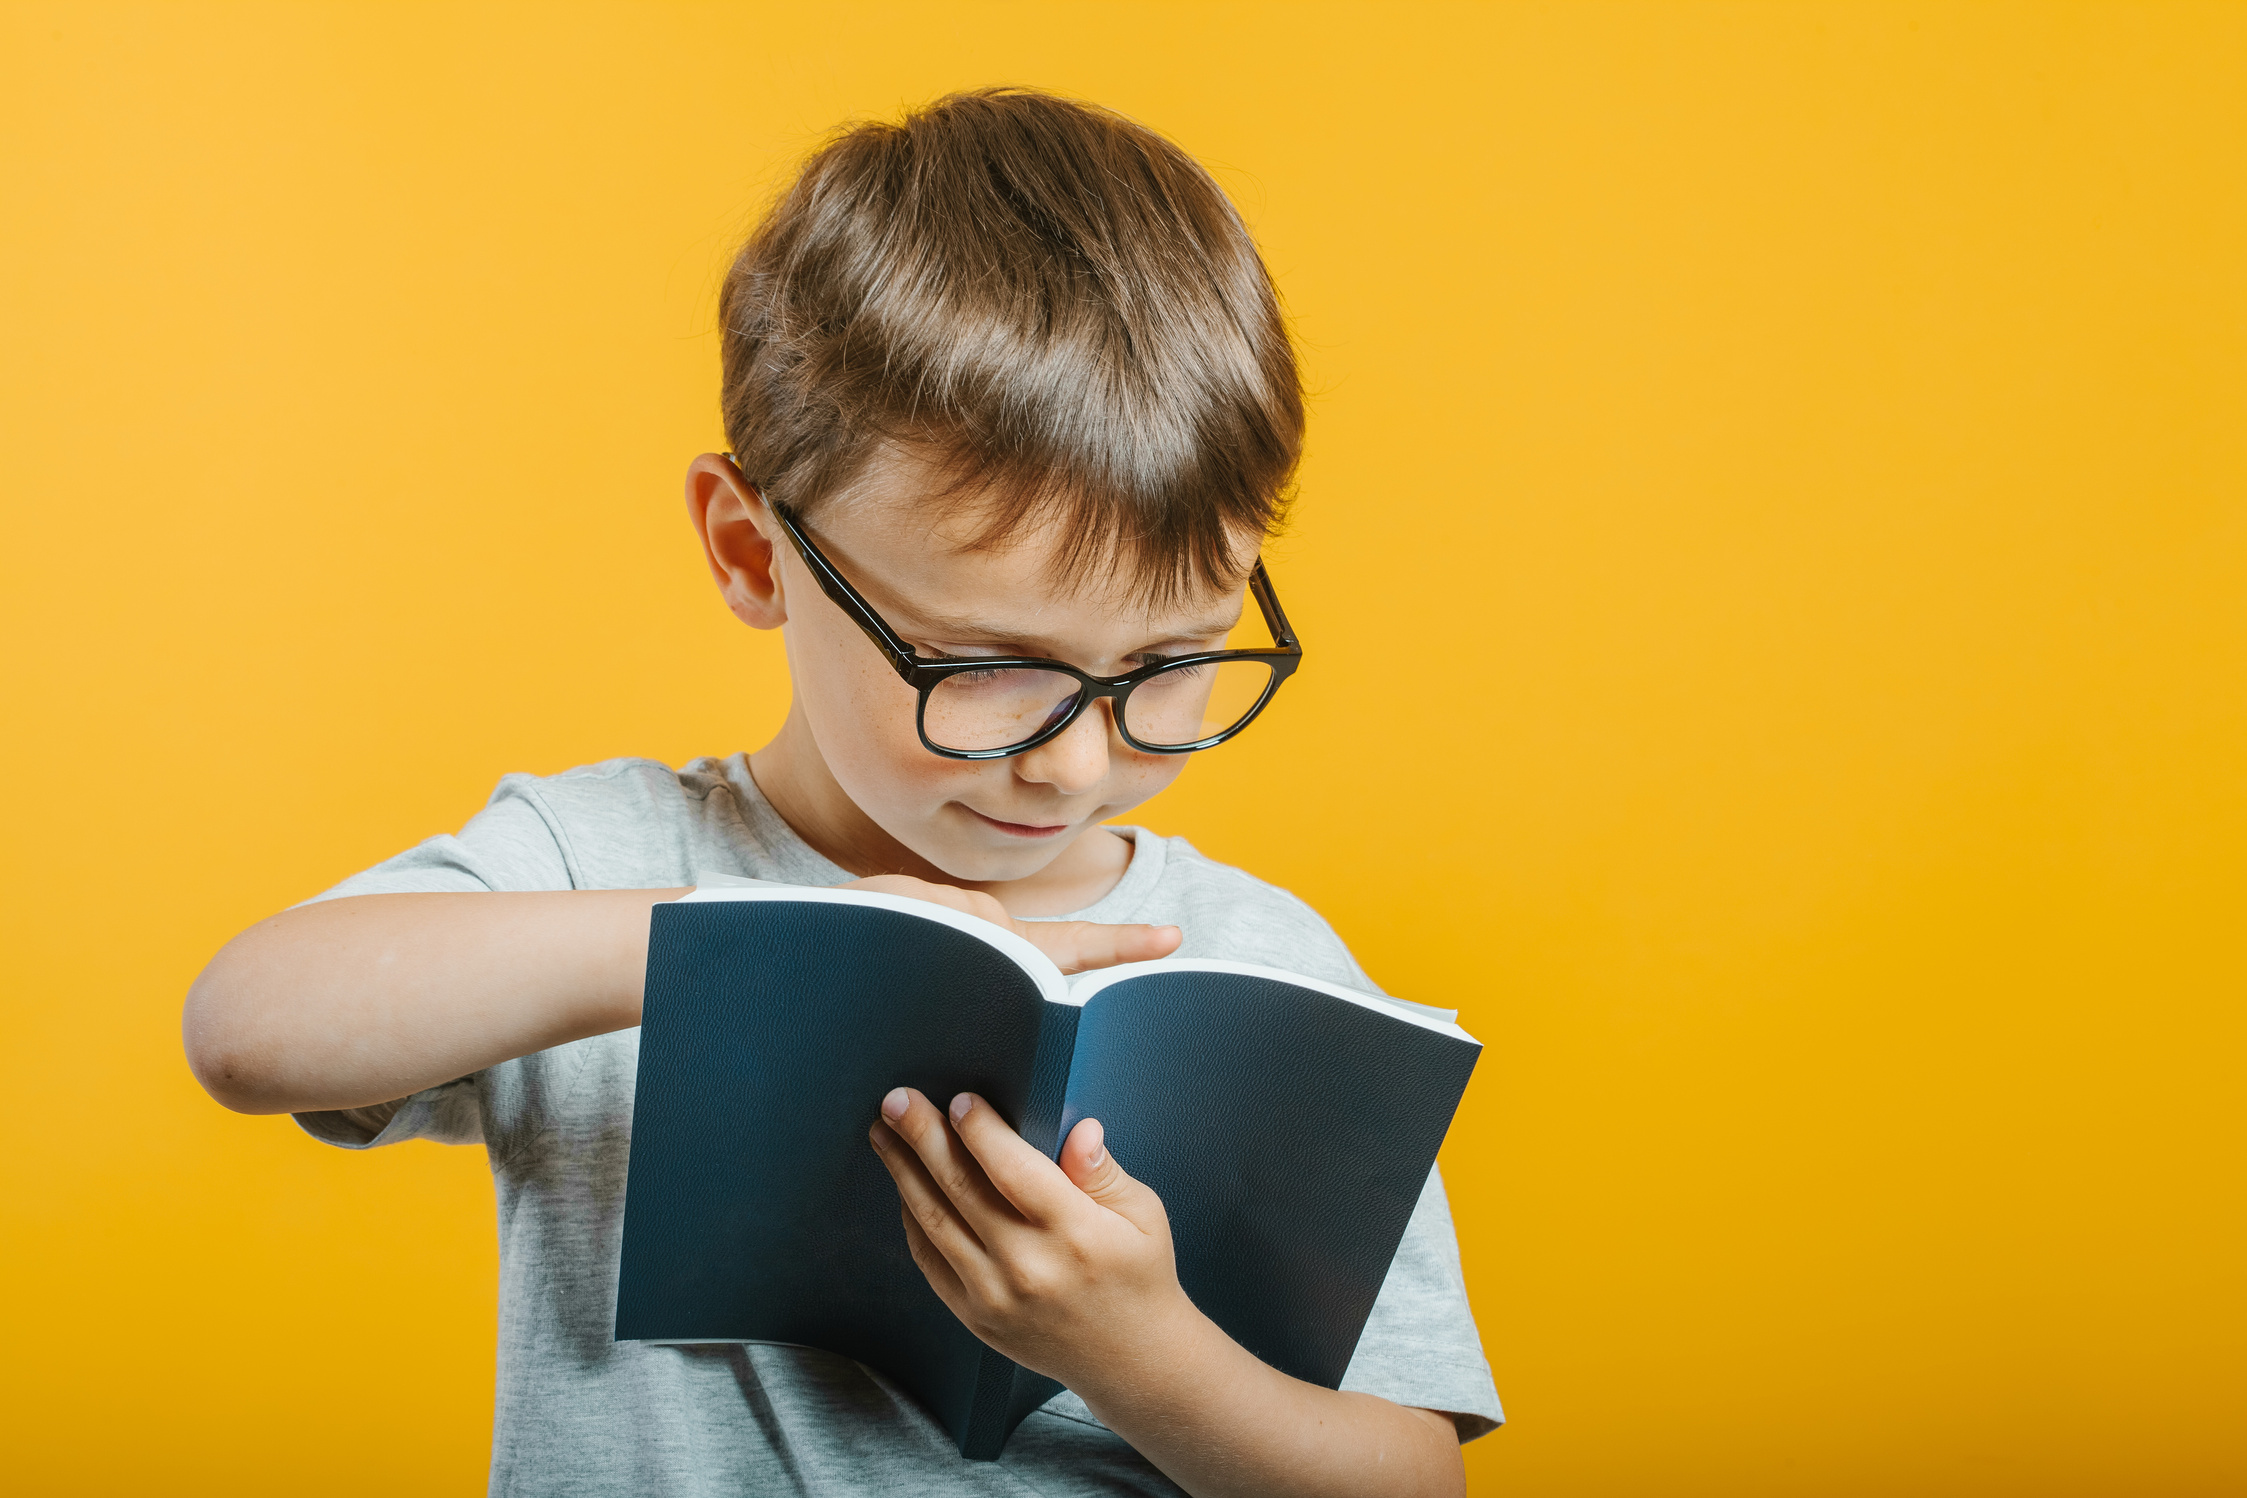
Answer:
[{"left": 186, "top": 88, "right": 1501, "bottom": 1496}]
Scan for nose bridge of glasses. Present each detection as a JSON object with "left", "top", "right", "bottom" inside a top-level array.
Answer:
[{"left": 1031, "top": 687, "right": 1123, "bottom": 776}]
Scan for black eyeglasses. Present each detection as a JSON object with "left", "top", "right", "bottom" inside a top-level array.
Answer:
[{"left": 756, "top": 486, "right": 1303, "bottom": 761}]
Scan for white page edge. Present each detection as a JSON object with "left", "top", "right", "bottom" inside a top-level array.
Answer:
[
  {"left": 1067, "top": 957, "right": 1477, "bottom": 1045},
  {"left": 676, "top": 883, "right": 1076, "bottom": 1007}
]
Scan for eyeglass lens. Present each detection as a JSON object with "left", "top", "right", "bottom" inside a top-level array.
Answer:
[
  {"left": 923, "top": 668, "right": 1083, "bottom": 753},
  {"left": 1118, "top": 659, "right": 1275, "bottom": 747},
  {"left": 922, "top": 657, "right": 1275, "bottom": 753}
]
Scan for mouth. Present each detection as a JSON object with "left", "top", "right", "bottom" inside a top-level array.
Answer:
[{"left": 963, "top": 807, "right": 1074, "bottom": 839}]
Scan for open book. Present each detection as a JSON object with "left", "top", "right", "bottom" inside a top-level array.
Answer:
[{"left": 613, "top": 884, "right": 1482, "bottom": 1459}]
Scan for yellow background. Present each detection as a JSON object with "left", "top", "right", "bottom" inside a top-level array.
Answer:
[{"left": 4, "top": 3, "right": 2241, "bottom": 1492}]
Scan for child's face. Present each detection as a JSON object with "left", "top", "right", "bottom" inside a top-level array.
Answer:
[{"left": 689, "top": 453, "right": 1253, "bottom": 890}]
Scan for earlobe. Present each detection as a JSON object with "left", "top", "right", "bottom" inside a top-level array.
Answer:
[{"left": 684, "top": 454, "right": 788, "bottom": 630}]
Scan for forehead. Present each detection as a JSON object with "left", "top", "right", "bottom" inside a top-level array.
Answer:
[{"left": 807, "top": 454, "right": 1254, "bottom": 644}]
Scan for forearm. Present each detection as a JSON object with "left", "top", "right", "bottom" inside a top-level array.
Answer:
[
  {"left": 1077, "top": 1302, "right": 1464, "bottom": 1498},
  {"left": 183, "top": 889, "right": 685, "bottom": 1114}
]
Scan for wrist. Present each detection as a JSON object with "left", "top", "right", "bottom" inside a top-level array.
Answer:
[
  {"left": 595, "top": 887, "right": 684, "bottom": 1029},
  {"left": 553, "top": 888, "right": 681, "bottom": 1042},
  {"left": 1070, "top": 1290, "right": 1237, "bottom": 1431}
]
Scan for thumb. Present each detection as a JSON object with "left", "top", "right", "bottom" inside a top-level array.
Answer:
[{"left": 1060, "top": 1117, "right": 1166, "bottom": 1230}]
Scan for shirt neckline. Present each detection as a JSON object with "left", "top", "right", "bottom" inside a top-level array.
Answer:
[{"left": 1050, "top": 826, "right": 1167, "bottom": 924}]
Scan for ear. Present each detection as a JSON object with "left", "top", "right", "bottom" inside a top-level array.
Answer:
[{"left": 684, "top": 454, "right": 788, "bottom": 629}]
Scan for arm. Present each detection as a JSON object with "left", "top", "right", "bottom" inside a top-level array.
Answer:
[
  {"left": 184, "top": 888, "right": 681, "bottom": 1115},
  {"left": 870, "top": 1090, "right": 1467, "bottom": 1498},
  {"left": 184, "top": 878, "right": 1179, "bottom": 1116}
]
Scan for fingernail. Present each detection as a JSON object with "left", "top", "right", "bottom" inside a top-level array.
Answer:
[
  {"left": 1089, "top": 1145, "right": 1107, "bottom": 1168},
  {"left": 881, "top": 1088, "right": 909, "bottom": 1121},
  {"left": 949, "top": 1093, "right": 973, "bottom": 1124}
]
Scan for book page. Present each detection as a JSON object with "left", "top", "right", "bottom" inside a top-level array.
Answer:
[{"left": 1067, "top": 958, "right": 1470, "bottom": 1037}]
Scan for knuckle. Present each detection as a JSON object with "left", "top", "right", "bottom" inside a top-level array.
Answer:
[
  {"left": 907, "top": 1197, "right": 951, "bottom": 1240},
  {"left": 1002, "top": 1256, "right": 1060, "bottom": 1304},
  {"left": 901, "top": 1219, "right": 948, "bottom": 1282}
]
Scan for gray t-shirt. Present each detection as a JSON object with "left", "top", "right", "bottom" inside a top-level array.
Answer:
[{"left": 298, "top": 755, "right": 1501, "bottom": 1496}]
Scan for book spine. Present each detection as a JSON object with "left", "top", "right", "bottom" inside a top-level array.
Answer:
[
  {"left": 955, "top": 1002, "right": 1082, "bottom": 1457},
  {"left": 1017, "top": 1002, "right": 1082, "bottom": 1158},
  {"left": 958, "top": 1348, "right": 1020, "bottom": 1459},
  {"left": 957, "top": 1346, "right": 1066, "bottom": 1458}
]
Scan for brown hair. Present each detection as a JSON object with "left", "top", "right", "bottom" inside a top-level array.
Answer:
[{"left": 718, "top": 87, "right": 1303, "bottom": 603}]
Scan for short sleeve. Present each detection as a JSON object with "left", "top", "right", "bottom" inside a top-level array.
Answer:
[
  {"left": 295, "top": 1076, "right": 486, "bottom": 1149},
  {"left": 1338, "top": 1165, "right": 1505, "bottom": 1439},
  {"left": 291, "top": 776, "right": 578, "bottom": 1148},
  {"left": 302, "top": 776, "right": 579, "bottom": 904}
]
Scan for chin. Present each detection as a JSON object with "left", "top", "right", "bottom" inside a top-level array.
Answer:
[{"left": 917, "top": 836, "right": 1068, "bottom": 887}]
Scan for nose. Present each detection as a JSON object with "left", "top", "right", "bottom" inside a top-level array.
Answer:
[{"left": 1014, "top": 697, "right": 1116, "bottom": 796}]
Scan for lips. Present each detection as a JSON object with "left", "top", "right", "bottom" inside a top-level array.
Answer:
[{"left": 963, "top": 807, "right": 1072, "bottom": 839}]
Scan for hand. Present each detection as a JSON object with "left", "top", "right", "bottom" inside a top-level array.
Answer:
[
  {"left": 868, "top": 1086, "right": 1205, "bottom": 1391},
  {"left": 842, "top": 874, "right": 1181, "bottom": 975},
  {"left": 869, "top": 1086, "right": 1467, "bottom": 1498}
]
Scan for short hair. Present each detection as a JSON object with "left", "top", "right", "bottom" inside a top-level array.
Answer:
[{"left": 718, "top": 87, "right": 1303, "bottom": 604}]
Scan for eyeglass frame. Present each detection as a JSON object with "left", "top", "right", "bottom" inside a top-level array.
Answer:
[{"left": 742, "top": 473, "right": 1304, "bottom": 761}]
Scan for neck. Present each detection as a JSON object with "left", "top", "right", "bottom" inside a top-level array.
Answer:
[{"left": 749, "top": 704, "right": 945, "bottom": 882}]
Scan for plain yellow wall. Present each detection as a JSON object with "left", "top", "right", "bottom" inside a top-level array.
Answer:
[{"left": 4, "top": 3, "right": 2242, "bottom": 1493}]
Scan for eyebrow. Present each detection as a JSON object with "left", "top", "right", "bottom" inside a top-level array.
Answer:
[{"left": 896, "top": 605, "right": 1246, "bottom": 655}]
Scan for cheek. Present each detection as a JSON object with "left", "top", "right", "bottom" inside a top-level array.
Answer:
[
  {"left": 1108, "top": 741, "right": 1192, "bottom": 804},
  {"left": 786, "top": 620, "right": 967, "bottom": 801}
]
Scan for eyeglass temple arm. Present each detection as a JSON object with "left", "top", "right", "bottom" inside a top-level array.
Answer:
[
  {"left": 735, "top": 460, "right": 1298, "bottom": 667},
  {"left": 1249, "top": 562, "right": 1301, "bottom": 651},
  {"left": 758, "top": 492, "right": 926, "bottom": 684}
]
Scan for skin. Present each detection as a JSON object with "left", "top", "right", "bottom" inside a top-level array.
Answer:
[{"left": 183, "top": 449, "right": 1466, "bottom": 1496}]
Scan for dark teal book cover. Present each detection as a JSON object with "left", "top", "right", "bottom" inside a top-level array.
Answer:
[{"left": 614, "top": 887, "right": 1481, "bottom": 1459}]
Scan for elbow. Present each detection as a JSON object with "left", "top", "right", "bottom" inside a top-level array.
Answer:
[{"left": 182, "top": 953, "right": 289, "bottom": 1115}]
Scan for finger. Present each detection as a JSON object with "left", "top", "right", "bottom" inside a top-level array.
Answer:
[
  {"left": 841, "top": 876, "right": 1181, "bottom": 975},
  {"left": 1059, "top": 1116, "right": 1171, "bottom": 1235},
  {"left": 877, "top": 1086, "right": 1025, "bottom": 1246},
  {"left": 843, "top": 875, "right": 1009, "bottom": 930},
  {"left": 868, "top": 1100, "right": 989, "bottom": 1272},
  {"left": 1016, "top": 919, "right": 1182, "bottom": 975},
  {"left": 897, "top": 1201, "right": 970, "bottom": 1311},
  {"left": 943, "top": 1092, "right": 1079, "bottom": 1227}
]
